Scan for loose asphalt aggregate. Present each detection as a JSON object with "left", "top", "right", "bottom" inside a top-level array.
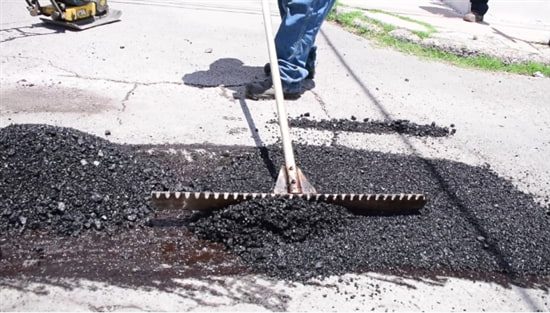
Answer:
[
  {"left": 1, "top": 124, "right": 549, "bottom": 284},
  {"left": 285, "top": 116, "right": 456, "bottom": 137},
  {"left": 0, "top": 124, "right": 179, "bottom": 236}
]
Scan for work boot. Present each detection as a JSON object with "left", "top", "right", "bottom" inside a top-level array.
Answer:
[
  {"left": 245, "top": 79, "right": 302, "bottom": 101},
  {"left": 463, "top": 12, "right": 484, "bottom": 23},
  {"left": 264, "top": 63, "right": 315, "bottom": 80}
]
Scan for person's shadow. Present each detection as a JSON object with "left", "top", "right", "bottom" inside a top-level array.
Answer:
[
  {"left": 182, "top": 58, "right": 265, "bottom": 98},
  {"left": 182, "top": 57, "right": 315, "bottom": 99}
]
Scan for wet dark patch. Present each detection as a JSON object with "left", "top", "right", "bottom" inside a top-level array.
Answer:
[
  {"left": 0, "top": 227, "right": 249, "bottom": 291},
  {"left": 0, "top": 87, "right": 116, "bottom": 113},
  {"left": 281, "top": 117, "right": 456, "bottom": 137}
]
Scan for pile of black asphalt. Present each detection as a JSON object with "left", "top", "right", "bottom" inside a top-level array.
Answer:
[
  {"left": 0, "top": 124, "right": 180, "bottom": 236},
  {"left": 1, "top": 124, "right": 549, "bottom": 283}
]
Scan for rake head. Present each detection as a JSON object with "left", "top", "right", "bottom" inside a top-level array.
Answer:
[{"left": 151, "top": 191, "right": 426, "bottom": 215}]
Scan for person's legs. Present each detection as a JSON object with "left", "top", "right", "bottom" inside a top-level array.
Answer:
[
  {"left": 275, "top": 0, "right": 335, "bottom": 92},
  {"left": 277, "top": 0, "right": 285, "bottom": 18},
  {"left": 305, "top": 45, "right": 316, "bottom": 78},
  {"left": 264, "top": 45, "right": 316, "bottom": 79},
  {"left": 266, "top": 0, "right": 315, "bottom": 78},
  {"left": 470, "top": 0, "right": 489, "bottom": 16},
  {"left": 303, "top": 0, "right": 335, "bottom": 78},
  {"left": 464, "top": 0, "right": 488, "bottom": 22},
  {"left": 247, "top": 0, "right": 335, "bottom": 100}
]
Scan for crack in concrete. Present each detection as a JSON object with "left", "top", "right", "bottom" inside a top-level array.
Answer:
[
  {"left": 121, "top": 83, "right": 139, "bottom": 111},
  {"left": 2, "top": 55, "right": 182, "bottom": 86},
  {"left": 116, "top": 83, "right": 139, "bottom": 126},
  {"left": 56, "top": 71, "right": 182, "bottom": 86},
  {"left": 184, "top": 82, "right": 248, "bottom": 88},
  {"left": 0, "top": 27, "right": 61, "bottom": 44},
  {"left": 310, "top": 90, "right": 331, "bottom": 118}
]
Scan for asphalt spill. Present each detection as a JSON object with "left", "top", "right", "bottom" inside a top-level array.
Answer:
[{"left": 283, "top": 116, "right": 456, "bottom": 137}]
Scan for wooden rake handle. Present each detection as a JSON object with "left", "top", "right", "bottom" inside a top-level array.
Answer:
[{"left": 260, "top": 0, "right": 301, "bottom": 194}]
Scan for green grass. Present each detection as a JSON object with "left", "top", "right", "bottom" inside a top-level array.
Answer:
[
  {"left": 328, "top": 7, "right": 550, "bottom": 77},
  {"left": 367, "top": 8, "right": 437, "bottom": 38}
]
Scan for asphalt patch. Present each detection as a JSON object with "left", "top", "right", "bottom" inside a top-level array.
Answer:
[
  {"left": 284, "top": 116, "right": 455, "bottom": 137},
  {"left": 188, "top": 144, "right": 550, "bottom": 281},
  {"left": 1, "top": 124, "right": 549, "bottom": 285}
]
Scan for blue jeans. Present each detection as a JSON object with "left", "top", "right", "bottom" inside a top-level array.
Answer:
[
  {"left": 275, "top": 0, "right": 336, "bottom": 93},
  {"left": 470, "top": 0, "right": 489, "bottom": 15}
]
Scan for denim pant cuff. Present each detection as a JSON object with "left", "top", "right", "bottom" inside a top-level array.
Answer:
[{"left": 283, "top": 81, "right": 302, "bottom": 94}]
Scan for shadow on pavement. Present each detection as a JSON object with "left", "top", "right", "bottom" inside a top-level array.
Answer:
[
  {"left": 182, "top": 58, "right": 264, "bottom": 89},
  {"left": 419, "top": 5, "right": 462, "bottom": 18}
]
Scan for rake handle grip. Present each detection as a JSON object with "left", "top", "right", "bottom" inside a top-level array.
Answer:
[{"left": 261, "top": 0, "right": 301, "bottom": 194}]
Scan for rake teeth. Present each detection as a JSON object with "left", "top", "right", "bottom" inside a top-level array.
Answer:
[{"left": 151, "top": 191, "right": 427, "bottom": 215}]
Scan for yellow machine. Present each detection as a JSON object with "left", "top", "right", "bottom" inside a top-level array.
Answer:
[{"left": 25, "top": 0, "right": 121, "bottom": 30}]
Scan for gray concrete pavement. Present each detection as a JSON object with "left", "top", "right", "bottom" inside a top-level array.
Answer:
[{"left": 1, "top": 0, "right": 550, "bottom": 310}]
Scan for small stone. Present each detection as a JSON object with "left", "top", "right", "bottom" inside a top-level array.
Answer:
[
  {"left": 222, "top": 150, "right": 231, "bottom": 157},
  {"left": 19, "top": 216, "right": 27, "bottom": 225},
  {"left": 120, "top": 46, "right": 125, "bottom": 49},
  {"left": 98, "top": 150, "right": 104, "bottom": 157},
  {"left": 476, "top": 236, "right": 485, "bottom": 242},
  {"left": 404, "top": 78, "right": 409, "bottom": 82},
  {"left": 204, "top": 48, "right": 213, "bottom": 53},
  {"left": 472, "top": 35, "right": 478, "bottom": 40},
  {"left": 93, "top": 220, "right": 102, "bottom": 230},
  {"left": 57, "top": 202, "right": 66, "bottom": 212},
  {"left": 105, "top": 130, "right": 111, "bottom": 136},
  {"left": 101, "top": 215, "right": 107, "bottom": 221},
  {"left": 533, "top": 71, "right": 545, "bottom": 78},
  {"left": 127, "top": 214, "right": 137, "bottom": 221},
  {"left": 304, "top": 112, "right": 310, "bottom": 117},
  {"left": 91, "top": 193, "right": 103, "bottom": 203},
  {"left": 350, "top": 115, "right": 357, "bottom": 121},
  {"left": 93, "top": 161, "right": 100, "bottom": 167},
  {"left": 80, "top": 159, "right": 88, "bottom": 166},
  {"left": 315, "top": 261, "right": 323, "bottom": 269}
]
